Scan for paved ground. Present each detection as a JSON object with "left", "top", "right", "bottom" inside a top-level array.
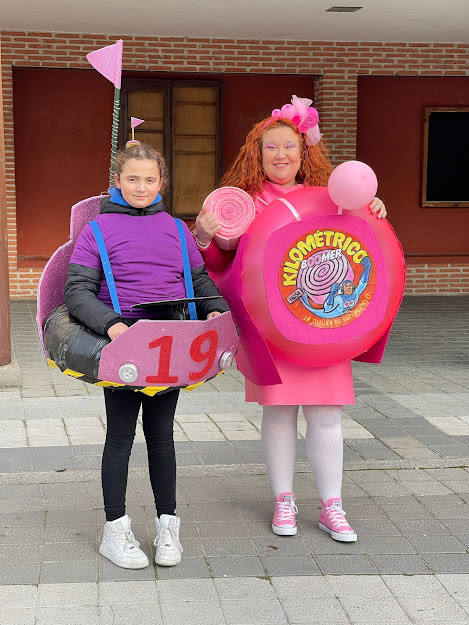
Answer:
[{"left": 1, "top": 296, "right": 469, "bottom": 624}]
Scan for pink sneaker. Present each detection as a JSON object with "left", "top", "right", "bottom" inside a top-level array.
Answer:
[
  {"left": 319, "top": 497, "right": 357, "bottom": 542},
  {"left": 272, "top": 492, "right": 298, "bottom": 536}
]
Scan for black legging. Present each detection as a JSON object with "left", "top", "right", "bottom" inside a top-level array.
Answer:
[{"left": 102, "top": 387, "right": 180, "bottom": 522}]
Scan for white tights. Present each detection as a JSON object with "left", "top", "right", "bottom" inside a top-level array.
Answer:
[{"left": 261, "top": 405, "right": 343, "bottom": 502}]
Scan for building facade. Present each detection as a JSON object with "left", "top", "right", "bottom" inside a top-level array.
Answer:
[{"left": 1, "top": 31, "right": 469, "bottom": 297}]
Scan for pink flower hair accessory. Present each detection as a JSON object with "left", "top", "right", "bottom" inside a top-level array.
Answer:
[{"left": 267, "top": 95, "right": 322, "bottom": 146}]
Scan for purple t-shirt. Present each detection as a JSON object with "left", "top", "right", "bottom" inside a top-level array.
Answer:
[{"left": 70, "top": 211, "right": 203, "bottom": 318}]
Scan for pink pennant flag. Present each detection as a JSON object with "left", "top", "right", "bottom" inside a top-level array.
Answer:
[
  {"left": 131, "top": 117, "right": 145, "bottom": 129},
  {"left": 86, "top": 39, "right": 123, "bottom": 89}
]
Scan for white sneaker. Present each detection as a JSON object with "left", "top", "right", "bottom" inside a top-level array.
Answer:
[
  {"left": 154, "top": 514, "right": 183, "bottom": 566},
  {"left": 99, "top": 515, "right": 149, "bottom": 569}
]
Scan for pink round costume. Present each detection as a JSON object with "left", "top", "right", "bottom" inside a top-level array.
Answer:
[{"left": 201, "top": 181, "right": 356, "bottom": 406}]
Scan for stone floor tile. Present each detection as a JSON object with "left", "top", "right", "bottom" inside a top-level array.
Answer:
[
  {"left": 38, "top": 582, "right": 98, "bottom": 606},
  {"left": 253, "top": 535, "right": 309, "bottom": 557},
  {"left": 43, "top": 541, "right": 97, "bottom": 561},
  {"left": 436, "top": 573, "right": 469, "bottom": 600},
  {"left": 339, "top": 596, "right": 408, "bottom": 623},
  {"left": 99, "top": 604, "right": 163, "bottom": 625},
  {"left": 280, "top": 597, "right": 349, "bottom": 624},
  {"left": 0, "top": 544, "right": 42, "bottom": 564},
  {"left": 197, "top": 521, "right": 250, "bottom": 538},
  {"left": 180, "top": 538, "right": 205, "bottom": 557},
  {"left": 40, "top": 560, "right": 98, "bottom": 583},
  {"left": 263, "top": 554, "right": 321, "bottom": 576},
  {"left": 359, "top": 482, "right": 415, "bottom": 497},
  {"left": 190, "top": 502, "right": 243, "bottom": 522},
  {"left": 0, "top": 526, "right": 44, "bottom": 545},
  {"left": 156, "top": 556, "right": 211, "bottom": 579},
  {"left": 98, "top": 559, "right": 155, "bottom": 582},
  {"left": 304, "top": 532, "right": 365, "bottom": 555},
  {"left": 340, "top": 503, "right": 387, "bottom": 520},
  {"left": 407, "top": 535, "right": 467, "bottom": 553},
  {"left": 45, "top": 510, "right": 97, "bottom": 526},
  {"left": 421, "top": 553, "right": 469, "bottom": 573},
  {"left": 424, "top": 502, "right": 469, "bottom": 520},
  {"left": 348, "top": 519, "right": 400, "bottom": 536},
  {"left": 0, "top": 584, "right": 37, "bottom": 607},
  {"left": 400, "top": 481, "right": 453, "bottom": 495},
  {"left": 0, "top": 606, "right": 36, "bottom": 625},
  {"left": 326, "top": 574, "right": 393, "bottom": 598},
  {"left": 369, "top": 554, "right": 431, "bottom": 575},
  {"left": 379, "top": 502, "right": 432, "bottom": 520},
  {"left": 35, "top": 606, "right": 100, "bottom": 625},
  {"left": 98, "top": 580, "right": 157, "bottom": 604},
  {"left": 440, "top": 519, "right": 469, "bottom": 533},
  {"left": 221, "top": 597, "right": 287, "bottom": 624},
  {"left": 215, "top": 575, "right": 276, "bottom": 600},
  {"left": 44, "top": 525, "right": 97, "bottom": 544},
  {"left": 208, "top": 555, "right": 265, "bottom": 578},
  {"left": 203, "top": 538, "right": 257, "bottom": 557},
  {"left": 270, "top": 576, "right": 334, "bottom": 601},
  {"left": 392, "top": 518, "right": 451, "bottom": 536},
  {"left": 382, "top": 573, "right": 448, "bottom": 597},
  {"left": 159, "top": 599, "right": 225, "bottom": 625},
  {"left": 157, "top": 578, "right": 216, "bottom": 602},
  {"left": 396, "top": 595, "right": 467, "bottom": 623},
  {"left": 315, "top": 554, "right": 377, "bottom": 575},
  {"left": 358, "top": 536, "right": 415, "bottom": 554},
  {"left": 0, "top": 564, "right": 40, "bottom": 585}
]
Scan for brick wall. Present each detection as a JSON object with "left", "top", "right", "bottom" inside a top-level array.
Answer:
[
  {"left": 405, "top": 262, "right": 469, "bottom": 295},
  {"left": 1, "top": 32, "right": 469, "bottom": 297}
]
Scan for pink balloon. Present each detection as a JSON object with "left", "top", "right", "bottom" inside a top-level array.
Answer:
[{"left": 328, "top": 160, "right": 378, "bottom": 211}]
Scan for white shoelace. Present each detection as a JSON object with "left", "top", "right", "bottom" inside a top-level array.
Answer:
[
  {"left": 155, "top": 526, "right": 183, "bottom": 553},
  {"left": 324, "top": 503, "right": 349, "bottom": 529},
  {"left": 117, "top": 529, "right": 140, "bottom": 552},
  {"left": 275, "top": 498, "right": 298, "bottom": 522}
]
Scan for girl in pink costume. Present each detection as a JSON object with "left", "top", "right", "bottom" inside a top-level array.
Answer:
[{"left": 194, "top": 96, "right": 387, "bottom": 542}]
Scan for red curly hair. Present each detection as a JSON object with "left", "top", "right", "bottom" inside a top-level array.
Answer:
[{"left": 221, "top": 118, "right": 333, "bottom": 197}]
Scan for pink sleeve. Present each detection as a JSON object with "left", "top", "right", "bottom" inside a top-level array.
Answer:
[{"left": 200, "top": 242, "right": 236, "bottom": 273}]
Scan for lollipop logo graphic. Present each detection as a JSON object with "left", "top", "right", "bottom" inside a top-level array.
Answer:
[{"left": 279, "top": 228, "right": 376, "bottom": 329}]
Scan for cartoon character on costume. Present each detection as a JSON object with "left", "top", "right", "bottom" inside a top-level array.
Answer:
[{"left": 300, "top": 255, "right": 372, "bottom": 318}]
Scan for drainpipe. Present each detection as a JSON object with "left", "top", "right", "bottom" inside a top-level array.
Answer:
[{"left": 0, "top": 43, "right": 12, "bottom": 367}]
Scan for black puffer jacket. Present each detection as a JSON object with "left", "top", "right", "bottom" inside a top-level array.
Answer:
[{"left": 64, "top": 198, "right": 229, "bottom": 336}]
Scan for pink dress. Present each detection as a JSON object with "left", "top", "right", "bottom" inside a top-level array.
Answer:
[{"left": 202, "top": 181, "right": 355, "bottom": 406}]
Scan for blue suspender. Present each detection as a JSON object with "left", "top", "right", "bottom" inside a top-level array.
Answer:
[
  {"left": 175, "top": 218, "right": 198, "bottom": 320},
  {"left": 89, "top": 220, "right": 121, "bottom": 315},
  {"left": 89, "top": 218, "right": 198, "bottom": 320}
]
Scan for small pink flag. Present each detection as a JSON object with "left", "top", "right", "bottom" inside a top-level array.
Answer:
[
  {"left": 131, "top": 117, "right": 145, "bottom": 129},
  {"left": 86, "top": 39, "right": 123, "bottom": 89}
]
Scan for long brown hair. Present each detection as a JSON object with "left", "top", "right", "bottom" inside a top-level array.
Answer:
[{"left": 221, "top": 118, "right": 333, "bottom": 197}]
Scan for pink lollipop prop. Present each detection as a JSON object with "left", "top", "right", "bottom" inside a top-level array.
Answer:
[
  {"left": 203, "top": 187, "right": 256, "bottom": 250},
  {"left": 328, "top": 161, "right": 378, "bottom": 213}
]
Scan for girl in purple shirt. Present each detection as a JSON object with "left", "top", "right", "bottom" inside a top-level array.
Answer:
[{"left": 65, "top": 144, "right": 227, "bottom": 569}]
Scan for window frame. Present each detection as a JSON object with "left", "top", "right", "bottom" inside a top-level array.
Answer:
[
  {"left": 119, "top": 77, "right": 222, "bottom": 218},
  {"left": 421, "top": 106, "right": 469, "bottom": 208}
]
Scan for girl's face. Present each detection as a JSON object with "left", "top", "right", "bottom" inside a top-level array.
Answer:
[
  {"left": 114, "top": 158, "right": 162, "bottom": 209},
  {"left": 261, "top": 125, "right": 301, "bottom": 188}
]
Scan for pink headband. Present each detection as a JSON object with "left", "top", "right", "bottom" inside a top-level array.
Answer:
[{"left": 264, "top": 95, "right": 322, "bottom": 146}]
